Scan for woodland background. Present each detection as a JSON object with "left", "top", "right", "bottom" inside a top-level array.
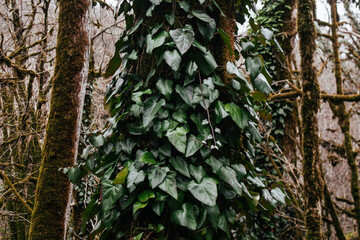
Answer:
[{"left": 0, "top": 0, "right": 360, "bottom": 239}]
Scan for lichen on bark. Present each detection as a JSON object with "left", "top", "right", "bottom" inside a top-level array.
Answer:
[{"left": 28, "top": 0, "right": 90, "bottom": 239}]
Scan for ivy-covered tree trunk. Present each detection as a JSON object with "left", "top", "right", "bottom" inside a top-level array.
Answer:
[
  {"left": 28, "top": 0, "right": 90, "bottom": 239},
  {"left": 297, "top": 0, "right": 324, "bottom": 239},
  {"left": 327, "top": 0, "right": 360, "bottom": 235}
]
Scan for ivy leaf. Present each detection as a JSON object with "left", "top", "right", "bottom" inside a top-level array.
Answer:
[
  {"left": 271, "top": 187, "right": 286, "bottom": 205},
  {"left": 192, "top": 41, "right": 217, "bottom": 76},
  {"left": 241, "top": 41, "right": 255, "bottom": 51},
  {"left": 146, "top": 31, "right": 168, "bottom": 54},
  {"left": 225, "top": 103, "right": 249, "bottom": 129},
  {"left": 131, "top": 89, "right": 152, "bottom": 105},
  {"left": 158, "top": 171, "right": 178, "bottom": 199},
  {"left": 170, "top": 25, "right": 195, "bottom": 55},
  {"left": 68, "top": 167, "right": 82, "bottom": 184},
  {"left": 175, "top": 85, "right": 194, "bottom": 108},
  {"left": 165, "top": 13, "right": 175, "bottom": 25},
  {"left": 187, "top": 177, "right": 217, "bottom": 206},
  {"left": 192, "top": 11, "right": 216, "bottom": 41},
  {"left": 207, "top": 205, "right": 220, "bottom": 230},
  {"left": 139, "top": 152, "right": 157, "bottom": 165},
  {"left": 105, "top": 53, "right": 121, "bottom": 78},
  {"left": 172, "top": 109, "right": 187, "bottom": 123},
  {"left": 156, "top": 78, "right": 173, "bottom": 100},
  {"left": 189, "top": 164, "right": 206, "bottom": 183},
  {"left": 185, "top": 134, "right": 202, "bottom": 157},
  {"left": 102, "top": 180, "right": 125, "bottom": 212},
  {"left": 218, "top": 28, "right": 233, "bottom": 56},
  {"left": 166, "top": 127, "right": 188, "bottom": 154},
  {"left": 138, "top": 190, "right": 156, "bottom": 202},
  {"left": 127, "top": 167, "right": 146, "bottom": 192},
  {"left": 246, "top": 57, "right": 262, "bottom": 80},
  {"left": 214, "top": 101, "right": 229, "bottom": 123},
  {"left": 248, "top": 121, "right": 262, "bottom": 142},
  {"left": 133, "top": 201, "right": 148, "bottom": 215},
  {"left": 218, "top": 166, "right": 243, "bottom": 196},
  {"left": 149, "top": 167, "right": 169, "bottom": 188},
  {"left": 231, "top": 164, "right": 246, "bottom": 180},
  {"left": 170, "top": 156, "right": 190, "bottom": 178},
  {"left": 261, "top": 27, "right": 273, "bottom": 40},
  {"left": 170, "top": 203, "right": 197, "bottom": 230},
  {"left": 150, "top": 0, "right": 162, "bottom": 5},
  {"left": 143, "top": 97, "right": 166, "bottom": 128},
  {"left": 119, "top": 138, "right": 136, "bottom": 155},
  {"left": 253, "top": 73, "right": 272, "bottom": 94},
  {"left": 226, "top": 62, "right": 246, "bottom": 81},
  {"left": 89, "top": 134, "right": 105, "bottom": 148},
  {"left": 113, "top": 167, "right": 129, "bottom": 185},
  {"left": 163, "top": 50, "right": 181, "bottom": 71},
  {"left": 178, "top": 1, "right": 190, "bottom": 12}
]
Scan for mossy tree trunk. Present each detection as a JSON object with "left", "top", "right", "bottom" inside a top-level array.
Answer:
[
  {"left": 327, "top": 0, "right": 360, "bottom": 235},
  {"left": 28, "top": 0, "right": 90, "bottom": 239},
  {"left": 297, "top": 0, "right": 324, "bottom": 239}
]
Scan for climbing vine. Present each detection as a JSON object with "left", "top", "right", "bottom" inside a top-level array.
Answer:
[{"left": 69, "top": 0, "right": 286, "bottom": 239}]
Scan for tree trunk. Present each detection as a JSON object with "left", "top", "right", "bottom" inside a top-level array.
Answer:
[
  {"left": 327, "top": 0, "right": 360, "bottom": 235},
  {"left": 28, "top": 0, "right": 90, "bottom": 239},
  {"left": 297, "top": 0, "right": 324, "bottom": 239}
]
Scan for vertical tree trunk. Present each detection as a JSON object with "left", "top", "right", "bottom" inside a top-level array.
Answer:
[
  {"left": 28, "top": 0, "right": 90, "bottom": 239},
  {"left": 297, "top": 0, "right": 324, "bottom": 239},
  {"left": 327, "top": 0, "right": 360, "bottom": 235}
]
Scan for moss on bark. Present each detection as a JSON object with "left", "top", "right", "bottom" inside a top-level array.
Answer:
[
  {"left": 28, "top": 0, "right": 90, "bottom": 239},
  {"left": 327, "top": 0, "right": 360, "bottom": 235},
  {"left": 297, "top": 0, "right": 324, "bottom": 239}
]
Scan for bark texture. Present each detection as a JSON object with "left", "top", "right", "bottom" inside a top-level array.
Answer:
[
  {"left": 28, "top": 0, "right": 90, "bottom": 239},
  {"left": 297, "top": 0, "right": 324, "bottom": 239},
  {"left": 327, "top": 0, "right": 360, "bottom": 235}
]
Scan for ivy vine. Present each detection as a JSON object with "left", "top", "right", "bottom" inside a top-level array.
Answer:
[{"left": 69, "top": 0, "right": 287, "bottom": 239}]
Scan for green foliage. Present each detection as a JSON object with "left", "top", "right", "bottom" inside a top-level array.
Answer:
[{"left": 73, "top": 0, "right": 287, "bottom": 239}]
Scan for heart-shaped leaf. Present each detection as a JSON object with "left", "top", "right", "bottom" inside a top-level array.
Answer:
[
  {"left": 158, "top": 171, "right": 178, "bottom": 199},
  {"left": 170, "top": 25, "right": 195, "bottom": 55},
  {"left": 156, "top": 78, "right": 173, "bottom": 100},
  {"left": 163, "top": 50, "right": 181, "bottom": 71},
  {"left": 146, "top": 31, "right": 168, "bottom": 54},
  {"left": 149, "top": 167, "right": 169, "bottom": 188},
  {"left": 166, "top": 127, "right": 188, "bottom": 154},
  {"left": 189, "top": 164, "right": 206, "bottom": 183},
  {"left": 225, "top": 103, "right": 249, "bottom": 129},
  {"left": 170, "top": 203, "right": 197, "bottom": 230},
  {"left": 139, "top": 152, "right": 157, "bottom": 165},
  {"left": 253, "top": 73, "right": 272, "bottom": 94},
  {"left": 170, "top": 156, "right": 190, "bottom": 178},
  {"left": 102, "top": 180, "right": 125, "bottom": 212},
  {"left": 187, "top": 177, "right": 217, "bottom": 206},
  {"left": 246, "top": 57, "right": 262, "bottom": 80},
  {"left": 143, "top": 97, "right": 166, "bottom": 128},
  {"left": 185, "top": 134, "right": 202, "bottom": 157}
]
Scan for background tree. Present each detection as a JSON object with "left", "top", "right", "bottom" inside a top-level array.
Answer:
[{"left": 28, "top": 0, "right": 90, "bottom": 238}]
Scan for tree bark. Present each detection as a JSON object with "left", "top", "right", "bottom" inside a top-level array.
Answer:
[
  {"left": 327, "top": 0, "right": 360, "bottom": 235},
  {"left": 28, "top": 0, "right": 90, "bottom": 239},
  {"left": 297, "top": 0, "right": 324, "bottom": 239}
]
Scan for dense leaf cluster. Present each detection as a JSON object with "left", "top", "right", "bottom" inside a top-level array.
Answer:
[{"left": 70, "top": 0, "right": 286, "bottom": 239}]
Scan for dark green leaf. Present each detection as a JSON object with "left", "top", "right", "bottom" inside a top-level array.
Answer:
[
  {"left": 102, "top": 180, "right": 125, "bottom": 212},
  {"left": 253, "top": 73, "right": 272, "bottom": 94},
  {"left": 218, "top": 166, "right": 242, "bottom": 196},
  {"left": 225, "top": 103, "right": 249, "bottom": 129},
  {"left": 261, "top": 27, "right": 273, "bottom": 40},
  {"left": 166, "top": 127, "right": 188, "bottom": 154},
  {"left": 189, "top": 164, "right": 206, "bottom": 183},
  {"left": 138, "top": 190, "right": 155, "bottom": 202},
  {"left": 271, "top": 187, "right": 286, "bottom": 205},
  {"left": 133, "top": 201, "right": 148, "bottom": 214},
  {"left": 68, "top": 167, "right": 81, "bottom": 183},
  {"left": 156, "top": 78, "right": 173, "bottom": 100},
  {"left": 246, "top": 57, "right": 262, "bottom": 80},
  {"left": 149, "top": 167, "right": 169, "bottom": 188},
  {"left": 170, "top": 203, "right": 197, "bottom": 230},
  {"left": 127, "top": 167, "right": 146, "bottom": 192},
  {"left": 172, "top": 109, "right": 187, "bottom": 123},
  {"left": 170, "top": 25, "right": 195, "bottom": 55},
  {"left": 187, "top": 177, "right": 217, "bottom": 206},
  {"left": 178, "top": 1, "right": 190, "bottom": 12},
  {"left": 214, "top": 101, "right": 229, "bottom": 123},
  {"left": 89, "top": 134, "right": 105, "bottom": 148},
  {"left": 105, "top": 54, "right": 121, "bottom": 78},
  {"left": 143, "top": 97, "right": 166, "bottom": 127},
  {"left": 163, "top": 50, "right": 181, "bottom": 71},
  {"left": 185, "top": 134, "right": 202, "bottom": 157},
  {"left": 146, "top": 31, "right": 169, "bottom": 54},
  {"left": 139, "top": 152, "right": 157, "bottom": 165},
  {"left": 218, "top": 28, "right": 233, "bottom": 56},
  {"left": 170, "top": 156, "right": 190, "bottom": 178},
  {"left": 159, "top": 171, "right": 178, "bottom": 199}
]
